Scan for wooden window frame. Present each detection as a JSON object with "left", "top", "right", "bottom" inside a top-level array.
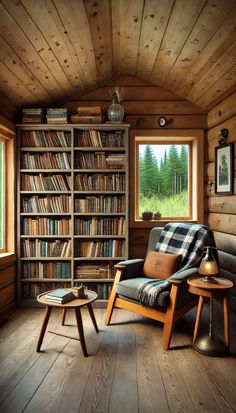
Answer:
[
  {"left": 0, "top": 138, "right": 6, "bottom": 252},
  {"left": 0, "top": 123, "right": 15, "bottom": 255},
  {"left": 129, "top": 129, "right": 204, "bottom": 228}
]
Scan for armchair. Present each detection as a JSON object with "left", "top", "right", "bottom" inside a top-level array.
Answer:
[{"left": 105, "top": 223, "right": 215, "bottom": 350}]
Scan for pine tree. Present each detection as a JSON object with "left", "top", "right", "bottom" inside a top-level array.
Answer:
[{"left": 139, "top": 145, "right": 158, "bottom": 197}]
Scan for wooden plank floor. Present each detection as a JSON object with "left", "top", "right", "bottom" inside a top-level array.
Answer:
[{"left": 0, "top": 305, "right": 236, "bottom": 413}]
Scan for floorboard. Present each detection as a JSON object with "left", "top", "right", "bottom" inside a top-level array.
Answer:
[{"left": 0, "top": 304, "right": 236, "bottom": 413}]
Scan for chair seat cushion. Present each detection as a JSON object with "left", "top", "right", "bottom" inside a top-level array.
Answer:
[{"left": 116, "top": 277, "right": 170, "bottom": 308}]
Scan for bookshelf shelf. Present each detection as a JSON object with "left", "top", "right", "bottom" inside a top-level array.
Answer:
[
  {"left": 74, "top": 257, "right": 126, "bottom": 261},
  {"left": 20, "top": 257, "right": 72, "bottom": 260},
  {"left": 17, "top": 123, "right": 129, "bottom": 304},
  {"left": 20, "top": 191, "right": 71, "bottom": 194},
  {"left": 21, "top": 213, "right": 71, "bottom": 216},
  {"left": 74, "top": 147, "right": 125, "bottom": 151},
  {"left": 20, "top": 169, "right": 71, "bottom": 173},
  {"left": 21, "top": 147, "right": 71, "bottom": 152},
  {"left": 20, "top": 235, "right": 71, "bottom": 238}
]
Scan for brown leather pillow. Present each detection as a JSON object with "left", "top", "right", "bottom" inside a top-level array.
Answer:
[{"left": 143, "top": 251, "right": 182, "bottom": 280}]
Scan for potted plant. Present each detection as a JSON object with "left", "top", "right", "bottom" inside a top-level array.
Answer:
[{"left": 141, "top": 211, "right": 153, "bottom": 220}]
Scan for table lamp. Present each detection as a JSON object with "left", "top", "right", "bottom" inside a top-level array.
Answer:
[{"left": 199, "top": 246, "right": 219, "bottom": 283}]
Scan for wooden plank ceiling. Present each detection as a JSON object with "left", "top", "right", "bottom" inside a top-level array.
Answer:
[{"left": 0, "top": 0, "right": 236, "bottom": 117}]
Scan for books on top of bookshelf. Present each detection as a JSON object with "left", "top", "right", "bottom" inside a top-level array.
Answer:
[
  {"left": 45, "top": 289, "right": 75, "bottom": 304},
  {"left": 22, "top": 108, "right": 44, "bottom": 124},
  {"left": 71, "top": 106, "right": 102, "bottom": 124},
  {"left": 46, "top": 108, "right": 68, "bottom": 124}
]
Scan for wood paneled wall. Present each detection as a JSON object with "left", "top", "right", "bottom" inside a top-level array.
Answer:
[
  {"left": 63, "top": 75, "right": 207, "bottom": 259},
  {"left": 0, "top": 255, "right": 16, "bottom": 314},
  {"left": 205, "top": 91, "right": 236, "bottom": 309}
]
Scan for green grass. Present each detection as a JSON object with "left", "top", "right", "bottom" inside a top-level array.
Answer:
[{"left": 139, "top": 191, "right": 188, "bottom": 217}]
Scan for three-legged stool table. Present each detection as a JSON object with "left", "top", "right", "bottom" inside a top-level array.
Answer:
[{"left": 37, "top": 290, "right": 98, "bottom": 357}]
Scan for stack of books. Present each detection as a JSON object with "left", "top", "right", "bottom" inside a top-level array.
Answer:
[
  {"left": 46, "top": 108, "right": 68, "bottom": 124},
  {"left": 71, "top": 106, "right": 102, "bottom": 124},
  {"left": 46, "top": 289, "right": 75, "bottom": 304},
  {"left": 106, "top": 154, "right": 126, "bottom": 169},
  {"left": 22, "top": 108, "right": 44, "bottom": 123}
]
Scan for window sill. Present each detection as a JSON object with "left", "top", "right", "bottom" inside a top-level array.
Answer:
[{"left": 130, "top": 219, "right": 197, "bottom": 228}]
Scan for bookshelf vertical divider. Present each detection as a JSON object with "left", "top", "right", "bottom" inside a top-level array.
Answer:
[{"left": 17, "top": 123, "right": 130, "bottom": 306}]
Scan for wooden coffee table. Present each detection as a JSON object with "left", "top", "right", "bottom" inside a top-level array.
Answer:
[
  {"left": 187, "top": 277, "right": 233, "bottom": 356},
  {"left": 36, "top": 290, "right": 98, "bottom": 357}
]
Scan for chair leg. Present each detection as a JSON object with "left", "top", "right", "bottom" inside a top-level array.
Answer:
[
  {"left": 105, "top": 287, "right": 117, "bottom": 325},
  {"left": 105, "top": 266, "right": 123, "bottom": 326},
  {"left": 162, "top": 284, "right": 179, "bottom": 350}
]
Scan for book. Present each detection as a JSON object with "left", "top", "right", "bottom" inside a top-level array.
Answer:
[{"left": 46, "top": 289, "right": 75, "bottom": 303}]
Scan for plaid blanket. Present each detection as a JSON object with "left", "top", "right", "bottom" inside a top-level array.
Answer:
[{"left": 138, "top": 223, "right": 216, "bottom": 307}]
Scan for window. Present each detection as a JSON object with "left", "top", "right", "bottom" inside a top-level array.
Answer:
[
  {"left": 0, "top": 138, "right": 5, "bottom": 251},
  {"left": 0, "top": 123, "right": 15, "bottom": 255},
  {"left": 130, "top": 130, "right": 204, "bottom": 226},
  {"left": 137, "top": 142, "right": 191, "bottom": 219}
]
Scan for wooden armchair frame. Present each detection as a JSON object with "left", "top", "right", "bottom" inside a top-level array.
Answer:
[{"left": 105, "top": 264, "right": 197, "bottom": 350}]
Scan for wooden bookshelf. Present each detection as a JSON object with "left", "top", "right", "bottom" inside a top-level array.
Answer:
[{"left": 17, "top": 124, "right": 129, "bottom": 306}]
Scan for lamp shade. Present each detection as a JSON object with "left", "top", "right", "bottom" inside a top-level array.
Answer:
[{"left": 199, "top": 246, "right": 219, "bottom": 281}]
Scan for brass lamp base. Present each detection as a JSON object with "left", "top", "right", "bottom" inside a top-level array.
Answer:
[{"left": 193, "top": 335, "right": 228, "bottom": 356}]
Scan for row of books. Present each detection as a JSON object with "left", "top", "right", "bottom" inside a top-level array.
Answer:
[
  {"left": 75, "top": 152, "right": 125, "bottom": 170},
  {"left": 75, "top": 263, "right": 115, "bottom": 279},
  {"left": 22, "top": 194, "right": 125, "bottom": 214},
  {"left": 74, "top": 173, "right": 126, "bottom": 191},
  {"left": 22, "top": 239, "right": 72, "bottom": 257},
  {"left": 22, "top": 195, "right": 71, "bottom": 213},
  {"left": 75, "top": 195, "right": 126, "bottom": 213},
  {"left": 22, "top": 152, "right": 71, "bottom": 170},
  {"left": 88, "top": 282, "right": 112, "bottom": 300},
  {"left": 74, "top": 217, "right": 126, "bottom": 235},
  {"left": 21, "top": 281, "right": 112, "bottom": 300},
  {"left": 21, "top": 130, "right": 71, "bottom": 147},
  {"left": 22, "top": 261, "right": 71, "bottom": 279},
  {"left": 21, "top": 282, "right": 71, "bottom": 299},
  {"left": 21, "top": 174, "right": 71, "bottom": 191},
  {"left": 75, "top": 130, "right": 124, "bottom": 148},
  {"left": 76, "top": 240, "right": 125, "bottom": 257},
  {"left": 22, "top": 218, "right": 71, "bottom": 235}
]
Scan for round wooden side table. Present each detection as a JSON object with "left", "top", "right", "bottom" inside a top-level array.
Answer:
[
  {"left": 187, "top": 277, "right": 233, "bottom": 356},
  {"left": 37, "top": 290, "right": 99, "bottom": 357}
]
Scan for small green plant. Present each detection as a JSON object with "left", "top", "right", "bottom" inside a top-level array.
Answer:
[{"left": 141, "top": 211, "right": 153, "bottom": 220}]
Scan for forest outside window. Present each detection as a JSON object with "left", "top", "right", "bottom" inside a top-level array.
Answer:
[
  {"left": 137, "top": 142, "right": 191, "bottom": 219},
  {"left": 131, "top": 130, "right": 204, "bottom": 226}
]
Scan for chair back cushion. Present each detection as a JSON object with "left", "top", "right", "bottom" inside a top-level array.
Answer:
[{"left": 143, "top": 250, "right": 182, "bottom": 279}]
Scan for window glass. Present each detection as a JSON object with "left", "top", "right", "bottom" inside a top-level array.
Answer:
[
  {"left": 0, "top": 139, "right": 5, "bottom": 250},
  {"left": 138, "top": 143, "right": 190, "bottom": 218}
]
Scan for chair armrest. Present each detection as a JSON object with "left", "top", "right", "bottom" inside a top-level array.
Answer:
[
  {"left": 114, "top": 259, "right": 144, "bottom": 280},
  {"left": 170, "top": 267, "right": 199, "bottom": 282},
  {"left": 168, "top": 279, "right": 183, "bottom": 286}
]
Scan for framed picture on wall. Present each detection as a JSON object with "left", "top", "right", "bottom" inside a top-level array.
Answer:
[{"left": 215, "top": 143, "right": 234, "bottom": 195}]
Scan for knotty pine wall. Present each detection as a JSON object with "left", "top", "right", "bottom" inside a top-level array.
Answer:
[
  {"left": 205, "top": 91, "right": 236, "bottom": 309},
  {"left": 63, "top": 75, "right": 207, "bottom": 259}
]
